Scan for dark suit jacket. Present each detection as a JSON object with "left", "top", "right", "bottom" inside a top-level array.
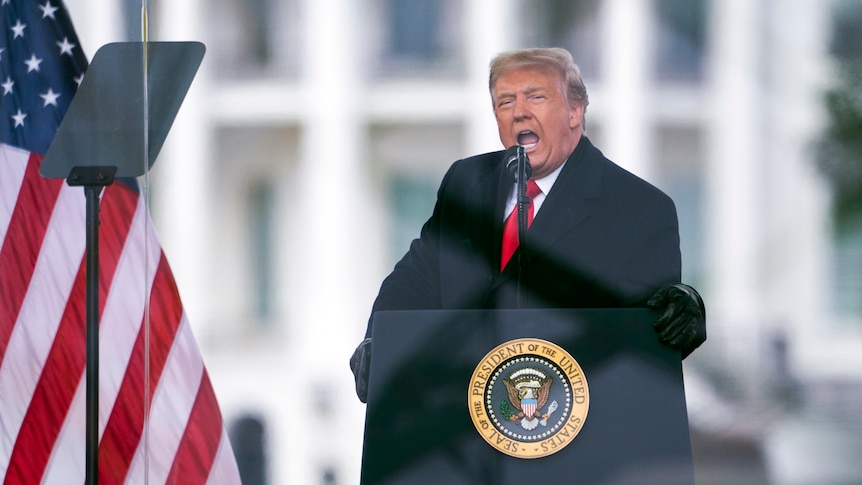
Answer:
[{"left": 368, "top": 136, "right": 681, "bottom": 334}]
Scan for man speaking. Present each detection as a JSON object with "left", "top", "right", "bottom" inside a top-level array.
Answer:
[{"left": 351, "top": 47, "right": 706, "bottom": 403}]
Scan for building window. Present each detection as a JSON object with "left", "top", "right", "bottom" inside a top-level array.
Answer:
[
  {"left": 321, "top": 466, "right": 338, "bottom": 485},
  {"left": 653, "top": 0, "right": 708, "bottom": 82},
  {"left": 375, "top": 0, "right": 462, "bottom": 77},
  {"left": 369, "top": 124, "right": 464, "bottom": 263},
  {"left": 229, "top": 414, "right": 269, "bottom": 485},
  {"left": 833, "top": 224, "right": 862, "bottom": 318},
  {"left": 250, "top": 181, "right": 276, "bottom": 320},
  {"left": 207, "top": 0, "right": 300, "bottom": 78},
  {"left": 831, "top": 0, "right": 862, "bottom": 63},
  {"left": 654, "top": 125, "right": 706, "bottom": 287},
  {"left": 388, "top": 0, "right": 441, "bottom": 61},
  {"left": 388, "top": 174, "right": 437, "bottom": 260},
  {"left": 518, "top": 0, "right": 603, "bottom": 80}
]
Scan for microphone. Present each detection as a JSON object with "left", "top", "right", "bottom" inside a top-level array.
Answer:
[
  {"left": 504, "top": 145, "right": 532, "bottom": 182},
  {"left": 503, "top": 145, "right": 532, "bottom": 308}
]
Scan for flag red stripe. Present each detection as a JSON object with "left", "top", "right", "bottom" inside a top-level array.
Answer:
[
  {"left": 0, "top": 154, "right": 61, "bottom": 363},
  {"left": 147, "top": 254, "right": 186, "bottom": 397},
  {"left": 98, "top": 251, "right": 184, "bottom": 484},
  {"left": 3, "top": 258, "right": 86, "bottom": 485},
  {"left": 3, "top": 182, "right": 137, "bottom": 484},
  {"left": 98, "top": 320, "right": 146, "bottom": 485},
  {"left": 167, "top": 371, "right": 223, "bottom": 484}
]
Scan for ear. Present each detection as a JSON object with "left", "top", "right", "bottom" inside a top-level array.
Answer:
[{"left": 569, "top": 102, "right": 585, "bottom": 130}]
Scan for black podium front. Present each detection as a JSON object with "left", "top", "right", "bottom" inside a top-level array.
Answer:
[{"left": 360, "top": 309, "right": 694, "bottom": 485}]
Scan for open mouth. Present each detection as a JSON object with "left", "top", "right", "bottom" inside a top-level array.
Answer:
[{"left": 517, "top": 131, "right": 540, "bottom": 150}]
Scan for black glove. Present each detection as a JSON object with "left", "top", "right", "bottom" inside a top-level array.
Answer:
[
  {"left": 350, "top": 338, "right": 372, "bottom": 403},
  {"left": 647, "top": 283, "right": 706, "bottom": 358}
]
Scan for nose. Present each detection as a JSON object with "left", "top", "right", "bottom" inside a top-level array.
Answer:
[{"left": 513, "top": 96, "right": 531, "bottom": 121}]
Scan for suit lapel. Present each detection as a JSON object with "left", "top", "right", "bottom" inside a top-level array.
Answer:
[
  {"left": 494, "top": 137, "right": 603, "bottom": 281},
  {"left": 489, "top": 160, "right": 512, "bottom": 267},
  {"left": 459, "top": 155, "right": 509, "bottom": 277},
  {"left": 527, "top": 139, "right": 602, "bottom": 256}
]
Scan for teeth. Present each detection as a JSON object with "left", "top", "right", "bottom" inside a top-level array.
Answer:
[{"left": 517, "top": 130, "right": 539, "bottom": 150}]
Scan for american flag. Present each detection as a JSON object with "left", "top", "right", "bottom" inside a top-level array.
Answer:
[{"left": 0, "top": 1, "right": 241, "bottom": 483}]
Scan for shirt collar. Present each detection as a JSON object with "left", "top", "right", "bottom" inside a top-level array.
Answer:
[{"left": 532, "top": 159, "right": 566, "bottom": 195}]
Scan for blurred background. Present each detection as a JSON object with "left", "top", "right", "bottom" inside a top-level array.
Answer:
[{"left": 63, "top": 0, "right": 862, "bottom": 483}]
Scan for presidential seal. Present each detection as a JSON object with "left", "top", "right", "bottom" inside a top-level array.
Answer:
[{"left": 468, "top": 338, "right": 589, "bottom": 459}]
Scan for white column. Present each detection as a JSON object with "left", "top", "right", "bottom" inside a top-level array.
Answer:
[
  {"left": 286, "top": 0, "right": 366, "bottom": 483},
  {"left": 704, "top": 0, "right": 762, "bottom": 363},
  {"left": 63, "top": 0, "right": 124, "bottom": 55},
  {"left": 600, "top": 0, "right": 653, "bottom": 179},
  {"left": 762, "top": 0, "right": 831, "bottom": 334},
  {"left": 149, "top": 0, "right": 214, "bottom": 331},
  {"left": 294, "top": 0, "right": 362, "bottom": 363},
  {"left": 464, "top": 0, "right": 516, "bottom": 154}
]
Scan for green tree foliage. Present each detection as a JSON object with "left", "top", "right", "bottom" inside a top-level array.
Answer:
[
  {"left": 816, "top": 1, "right": 862, "bottom": 228},
  {"left": 816, "top": 65, "right": 862, "bottom": 226}
]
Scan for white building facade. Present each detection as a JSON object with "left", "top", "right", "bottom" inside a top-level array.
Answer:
[{"left": 65, "top": 0, "right": 862, "bottom": 483}]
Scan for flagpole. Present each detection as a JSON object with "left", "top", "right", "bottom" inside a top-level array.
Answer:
[
  {"left": 67, "top": 166, "right": 116, "bottom": 485},
  {"left": 140, "top": 4, "right": 152, "bottom": 482}
]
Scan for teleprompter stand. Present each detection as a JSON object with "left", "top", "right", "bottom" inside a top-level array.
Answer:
[
  {"left": 361, "top": 309, "right": 695, "bottom": 485},
  {"left": 40, "top": 41, "right": 205, "bottom": 485}
]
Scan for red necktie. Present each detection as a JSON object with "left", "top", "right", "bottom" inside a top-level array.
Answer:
[{"left": 501, "top": 180, "right": 542, "bottom": 270}]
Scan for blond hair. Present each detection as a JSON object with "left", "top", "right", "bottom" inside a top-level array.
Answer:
[{"left": 489, "top": 47, "right": 589, "bottom": 109}]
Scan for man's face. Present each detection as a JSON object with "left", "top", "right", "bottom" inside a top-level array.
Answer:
[{"left": 492, "top": 67, "right": 584, "bottom": 179}]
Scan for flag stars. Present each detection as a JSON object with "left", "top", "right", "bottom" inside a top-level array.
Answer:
[
  {"left": 2, "top": 77, "right": 13, "bottom": 95},
  {"left": 12, "top": 109, "right": 27, "bottom": 128},
  {"left": 25, "top": 54, "right": 43, "bottom": 73},
  {"left": 57, "top": 37, "right": 75, "bottom": 56},
  {"left": 41, "top": 88, "right": 60, "bottom": 107},
  {"left": 11, "top": 20, "right": 27, "bottom": 39},
  {"left": 39, "top": 2, "right": 59, "bottom": 19}
]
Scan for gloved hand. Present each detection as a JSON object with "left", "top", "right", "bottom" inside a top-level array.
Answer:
[
  {"left": 647, "top": 283, "right": 706, "bottom": 358},
  {"left": 350, "top": 338, "right": 372, "bottom": 403}
]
